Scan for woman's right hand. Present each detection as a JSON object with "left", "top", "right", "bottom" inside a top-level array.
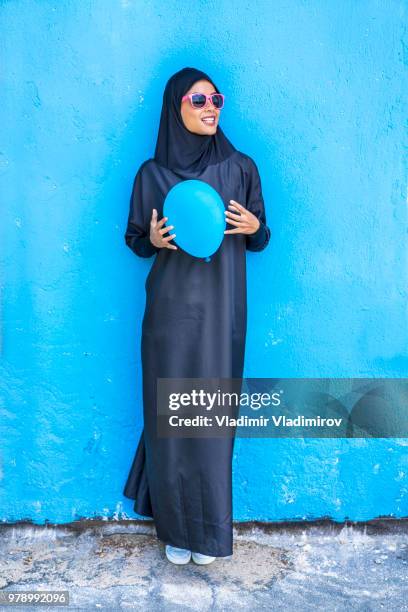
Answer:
[{"left": 149, "top": 209, "right": 178, "bottom": 250}]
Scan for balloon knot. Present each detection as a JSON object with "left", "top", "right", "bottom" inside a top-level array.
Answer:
[{"left": 204, "top": 256, "right": 211, "bottom": 262}]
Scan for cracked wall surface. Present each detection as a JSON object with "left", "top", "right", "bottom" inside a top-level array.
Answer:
[{"left": 1, "top": 1, "right": 407, "bottom": 524}]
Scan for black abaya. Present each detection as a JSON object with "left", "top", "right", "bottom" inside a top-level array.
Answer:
[{"left": 123, "top": 68, "right": 271, "bottom": 557}]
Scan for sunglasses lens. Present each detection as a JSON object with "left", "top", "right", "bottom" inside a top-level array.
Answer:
[
  {"left": 191, "top": 94, "right": 207, "bottom": 108},
  {"left": 212, "top": 94, "right": 224, "bottom": 108}
]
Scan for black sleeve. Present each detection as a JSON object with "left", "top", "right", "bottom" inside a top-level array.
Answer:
[
  {"left": 244, "top": 156, "right": 271, "bottom": 252},
  {"left": 124, "top": 164, "right": 160, "bottom": 258}
]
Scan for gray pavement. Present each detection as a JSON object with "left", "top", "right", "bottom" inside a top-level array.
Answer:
[{"left": 0, "top": 519, "right": 407, "bottom": 611}]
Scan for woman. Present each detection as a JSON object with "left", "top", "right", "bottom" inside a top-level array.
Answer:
[{"left": 123, "top": 67, "right": 271, "bottom": 565}]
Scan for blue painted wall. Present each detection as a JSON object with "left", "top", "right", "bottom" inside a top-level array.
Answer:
[{"left": 1, "top": 1, "right": 407, "bottom": 523}]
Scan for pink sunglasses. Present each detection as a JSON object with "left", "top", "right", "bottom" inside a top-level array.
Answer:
[{"left": 181, "top": 92, "right": 225, "bottom": 109}]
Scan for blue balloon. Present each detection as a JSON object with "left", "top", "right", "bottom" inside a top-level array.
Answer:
[{"left": 163, "top": 180, "right": 226, "bottom": 260}]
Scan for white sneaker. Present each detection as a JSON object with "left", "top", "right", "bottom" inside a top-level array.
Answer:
[
  {"left": 165, "top": 544, "right": 191, "bottom": 565},
  {"left": 191, "top": 551, "right": 216, "bottom": 565}
]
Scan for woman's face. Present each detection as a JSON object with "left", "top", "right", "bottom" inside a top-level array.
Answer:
[{"left": 180, "top": 79, "right": 221, "bottom": 135}]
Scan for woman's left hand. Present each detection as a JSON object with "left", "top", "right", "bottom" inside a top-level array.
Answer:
[{"left": 224, "top": 200, "right": 260, "bottom": 235}]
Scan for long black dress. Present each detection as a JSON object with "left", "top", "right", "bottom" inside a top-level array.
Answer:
[
  {"left": 123, "top": 66, "right": 270, "bottom": 556},
  {"left": 123, "top": 150, "right": 270, "bottom": 557}
]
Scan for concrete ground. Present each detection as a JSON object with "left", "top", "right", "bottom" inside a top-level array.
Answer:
[{"left": 0, "top": 519, "right": 407, "bottom": 611}]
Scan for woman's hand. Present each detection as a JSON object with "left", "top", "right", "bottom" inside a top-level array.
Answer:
[
  {"left": 224, "top": 200, "right": 260, "bottom": 235},
  {"left": 149, "top": 209, "right": 178, "bottom": 250}
]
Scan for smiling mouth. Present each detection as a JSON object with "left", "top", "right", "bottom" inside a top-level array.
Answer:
[{"left": 201, "top": 115, "right": 216, "bottom": 125}]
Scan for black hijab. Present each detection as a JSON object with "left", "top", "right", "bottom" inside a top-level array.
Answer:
[{"left": 153, "top": 67, "right": 236, "bottom": 174}]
